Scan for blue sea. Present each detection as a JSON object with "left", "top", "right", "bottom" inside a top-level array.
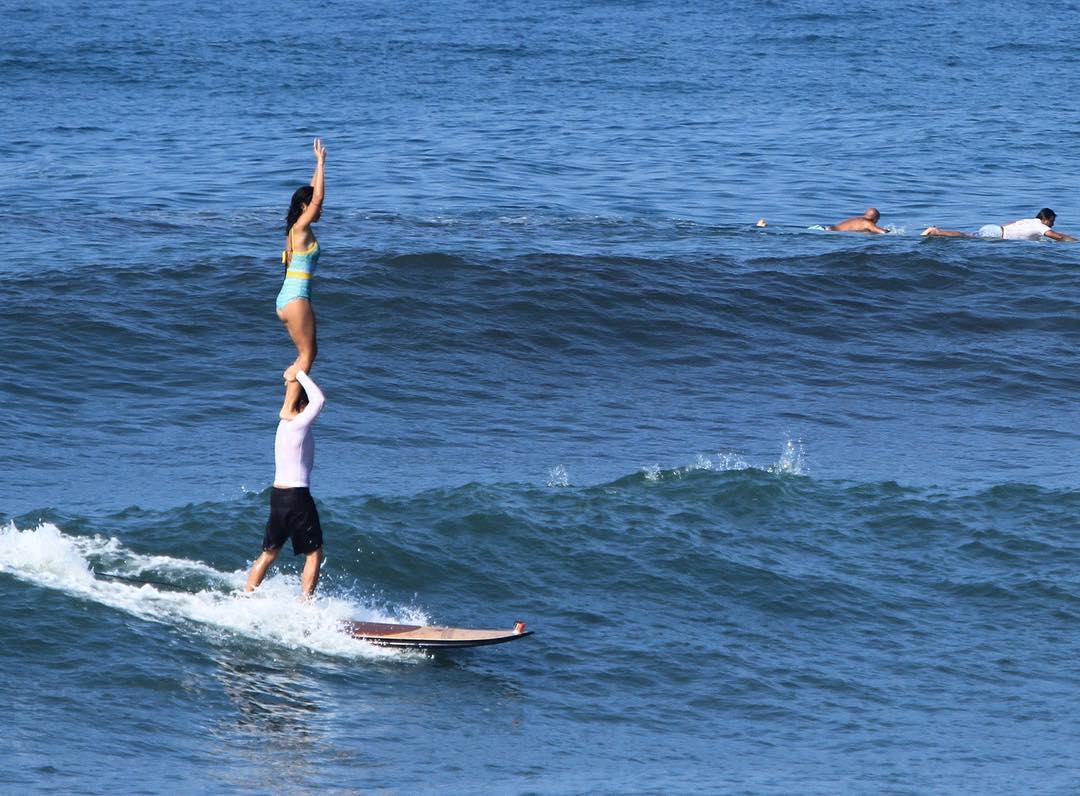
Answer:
[{"left": 4, "top": 1, "right": 1080, "bottom": 793}]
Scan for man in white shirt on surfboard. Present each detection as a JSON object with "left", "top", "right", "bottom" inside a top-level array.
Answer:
[
  {"left": 245, "top": 368, "right": 326, "bottom": 597},
  {"left": 922, "top": 208, "right": 1076, "bottom": 241}
]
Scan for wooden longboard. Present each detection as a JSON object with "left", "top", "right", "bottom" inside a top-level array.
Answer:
[{"left": 345, "top": 620, "right": 533, "bottom": 649}]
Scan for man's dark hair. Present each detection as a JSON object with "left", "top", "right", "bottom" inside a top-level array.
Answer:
[{"left": 1037, "top": 208, "right": 1057, "bottom": 225}]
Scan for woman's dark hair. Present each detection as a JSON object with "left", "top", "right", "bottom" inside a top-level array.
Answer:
[
  {"left": 1037, "top": 208, "right": 1056, "bottom": 226},
  {"left": 294, "top": 385, "right": 309, "bottom": 413},
  {"left": 286, "top": 186, "right": 315, "bottom": 234}
]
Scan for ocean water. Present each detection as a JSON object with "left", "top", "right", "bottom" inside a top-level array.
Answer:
[{"left": 4, "top": 1, "right": 1080, "bottom": 793}]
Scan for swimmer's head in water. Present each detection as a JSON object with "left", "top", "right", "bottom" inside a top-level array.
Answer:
[
  {"left": 864, "top": 208, "right": 881, "bottom": 223},
  {"left": 286, "top": 186, "right": 316, "bottom": 233},
  {"left": 1037, "top": 208, "right": 1056, "bottom": 227}
]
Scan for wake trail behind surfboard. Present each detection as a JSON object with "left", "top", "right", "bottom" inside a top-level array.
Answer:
[{"left": 0, "top": 521, "right": 427, "bottom": 662}]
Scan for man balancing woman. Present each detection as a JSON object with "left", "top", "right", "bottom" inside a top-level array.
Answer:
[
  {"left": 245, "top": 367, "right": 327, "bottom": 597},
  {"left": 245, "top": 138, "right": 328, "bottom": 598}
]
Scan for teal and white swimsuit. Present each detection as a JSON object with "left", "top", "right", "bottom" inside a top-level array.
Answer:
[{"left": 276, "top": 241, "right": 320, "bottom": 312}]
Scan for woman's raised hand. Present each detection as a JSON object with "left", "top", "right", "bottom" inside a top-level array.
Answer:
[{"left": 313, "top": 138, "right": 326, "bottom": 161}]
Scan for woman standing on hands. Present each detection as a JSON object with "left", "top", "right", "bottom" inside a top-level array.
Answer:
[{"left": 278, "top": 138, "right": 326, "bottom": 417}]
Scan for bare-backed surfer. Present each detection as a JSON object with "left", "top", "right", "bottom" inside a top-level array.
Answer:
[
  {"left": 824, "top": 207, "right": 888, "bottom": 234},
  {"left": 921, "top": 208, "right": 1076, "bottom": 242},
  {"left": 245, "top": 369, "right": 326, "bottom": 597}
]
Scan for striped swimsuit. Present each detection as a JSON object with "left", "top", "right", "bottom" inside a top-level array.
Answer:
[{"left": 276, "top": 240, "right": 320, "bottom": 312}]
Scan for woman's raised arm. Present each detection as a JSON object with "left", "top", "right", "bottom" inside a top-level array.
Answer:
[{"left": 294, "top": 138, "right": 326, "bottom": 231}]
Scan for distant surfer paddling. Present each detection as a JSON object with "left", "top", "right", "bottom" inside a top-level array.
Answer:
[
  {"left": 823, "top": 207, "right": 888, "bottom": 234},
  {"left": 245, "top": 369, "right": 326, "bottom": 597},
  {"left": 921, "top": 208, "right": 1076, "bottom": 242},
  {"left": 278, "top": 138, "right": 326, "bottom": 418}
]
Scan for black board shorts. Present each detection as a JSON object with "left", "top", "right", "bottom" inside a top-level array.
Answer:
[{"left": 263, "top": 487, "right": 323, "bottom": 555}]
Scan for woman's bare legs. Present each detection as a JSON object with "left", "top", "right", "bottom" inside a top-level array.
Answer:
[{"left": 278, "top": 299, "right": 317, "bottom": 415}]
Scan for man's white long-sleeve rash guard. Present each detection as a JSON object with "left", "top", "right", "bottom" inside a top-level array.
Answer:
[{"left": 273, "top": 370, "right": 325, "bottom": 488}]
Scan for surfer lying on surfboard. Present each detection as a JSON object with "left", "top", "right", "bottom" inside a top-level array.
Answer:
[
  {"left": 757, "top": 208, "right": 890, "bottom": 233},
  {"left": 245, "top": 368, "right": 326, "bottom": 598},
  {"left": 921, "top": 208, "right": 1076, "bottom": 241},
  {"left": 824, "top": 207, "right": 888, "bottom": 234}
]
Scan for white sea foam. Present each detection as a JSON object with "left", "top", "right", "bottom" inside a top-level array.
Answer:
[
  {"left": 768, "top": 438, "right": 807, "bottom": 476},
  {"left": 696, "top": 440, "right": 803, "bottom": 476},
  {"left": 681, "top": 452, "right": 752, "bottom": 474},
  {"left": 643, "top": 440, "right": 802, "bottom": 481},
  {"left": 0, "top": 522, "right": 427, "bottom": 662},
  {"left": 546, "top": 464, "right": 570, "bottom": 487},
  {"left": 714, "top": 452, "right": 752, "bottom": 471}
]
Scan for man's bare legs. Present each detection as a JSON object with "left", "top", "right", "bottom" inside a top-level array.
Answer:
[
  {"left": 244, "top": 547, "right": 323, "bottom": 597},
  {"left": 301, "top": 549, "right": 324, "bottom": 598},
  {"left": 245, "top": 547, "right": 281, "bottom": 592}
]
